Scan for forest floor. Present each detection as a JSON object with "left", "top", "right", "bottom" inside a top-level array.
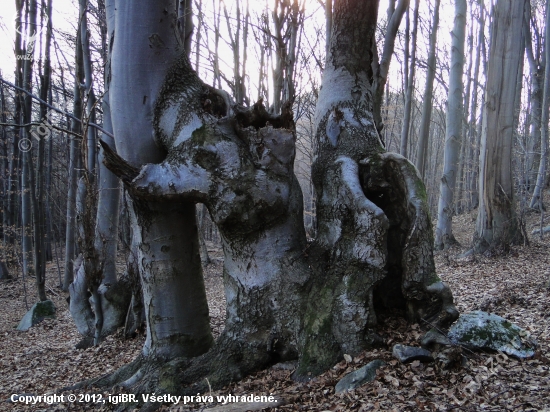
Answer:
[{"left": 0, "top": 210, "right": 549, "bottom": 411}]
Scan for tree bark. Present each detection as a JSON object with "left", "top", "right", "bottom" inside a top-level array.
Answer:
[
  {"left": 399, "top": 0, "right": 419, "bottom": 158},
  {"left": 415, "top": 0, "right": 440, "bottom": 180},
  {"left": 472, "top": 0, "right": 526, "bottom": 253},
  {"left": 524, "top": 0, "right": 543, "bottom": 194},
  {"left": 434, "top": 0, "right": 467, "bottom": 251},
  {"left": 109, "top": 0, "right": 214, "bottom": 361},
  {"left": 68, "top": 0, "right": 128, "bottom": 346},
  {"left": 372, "top": 0, "right": 409, "bottom": 136},
  {"left": 466, "top": 3, "right": 483, "bottom": 211},
  {"left": 529, "top": 0, "right": 550, "bottom": 211},
  {"left": 298, "top": 0, "right": 457, "bottom": 377},
  {"left": 63, "top": 30, "right": 84, "bottom": 290},
  {"left": 20, "top": 0, "right": 39, "bottom": 281}
]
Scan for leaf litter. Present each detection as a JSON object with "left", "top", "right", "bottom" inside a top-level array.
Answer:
[{"left": 0, "top": 211, "right": 549, "bottom": 411}]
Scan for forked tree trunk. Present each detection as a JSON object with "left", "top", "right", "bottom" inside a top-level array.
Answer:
[
  {"left": 297, "top": 0, "right": 457, "bottom": 377},
  {"left": 472, "top": 0, "right": 525, "bottom": 253},
  {"left": 84, "top": 0, "right": 457, "bottom": 402}
]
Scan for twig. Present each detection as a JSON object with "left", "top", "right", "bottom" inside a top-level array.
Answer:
[
  {"left": 0, "top": 77, "right": 114, "bottom": 138},
  {"left": 47, "top": 285, "right": 59, "bottom": 297},
  {"left": 0, "top": 121, "right": 83, "bottom": 138},
  {"left": 420, "top": 317, "right": 478, "bottom": 357}
]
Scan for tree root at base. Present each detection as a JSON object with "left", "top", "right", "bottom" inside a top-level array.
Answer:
[{"left": 65, "top": 334, "right": 280, "bottom": 411}]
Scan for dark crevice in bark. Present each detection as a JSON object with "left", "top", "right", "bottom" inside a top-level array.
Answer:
[
  {"left": 234, "top": 99, "right": 294, "bottom": 130},
  {"left": 361, "top": 162, "right": 409, "bottom": 313}
]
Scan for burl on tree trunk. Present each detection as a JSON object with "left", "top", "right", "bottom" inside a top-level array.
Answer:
[{"left": 83, "top": 0, "right": 458, "bottom": 405}]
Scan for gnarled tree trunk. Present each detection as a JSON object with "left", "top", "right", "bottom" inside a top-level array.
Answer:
[{"left": 80, "top": 0, "right": 458, "bottom": 404}]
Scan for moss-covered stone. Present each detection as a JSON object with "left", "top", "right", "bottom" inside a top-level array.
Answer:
[
  {"left": 448, "top": 311, "right": 536, "bottom": 358},
  {"left": 17, "top": 300, "right": 56, "bottom": 331}
]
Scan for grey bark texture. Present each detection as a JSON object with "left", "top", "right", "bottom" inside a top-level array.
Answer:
[
  {"left": 434, "top": 0, "right": 467, "bottom": 251},
  {"left": 415, "top": 0, "right": 440, "bottom": 179},
  {"left": 529, "top": 0, "right": 550, "bottom": 211},
  {"left": 63, "top": 30, "right": 84, "bottom": 290},
  {"left": 68, "top": 0, "right": 128, "bottom": 346},
  {"left": 472, "top": 0, "right": 526, "bottom": 253},
  {"left": 372, "top": 0, "right": 409, "bottom": 136},
  {"left": 399, "top": 0, "right": 419, "bottom": 158}
]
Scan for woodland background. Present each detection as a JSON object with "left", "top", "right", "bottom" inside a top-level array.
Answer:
[{"left": 0, "top": 0, "right": 550, "bottom": 410}]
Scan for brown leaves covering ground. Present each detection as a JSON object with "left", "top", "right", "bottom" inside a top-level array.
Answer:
[{"left": 1, "top": 211, "right": 549, "bottom": 411}]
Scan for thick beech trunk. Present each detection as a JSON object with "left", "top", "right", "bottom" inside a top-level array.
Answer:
[
  {"left": 297, "top": 0, "right": 456, "bottom": 378},
  {"left": 103, "top": 0, "right": 214, "bottom": 365}
]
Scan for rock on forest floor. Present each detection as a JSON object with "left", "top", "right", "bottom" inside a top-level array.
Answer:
[{"left": 0, "top": 210, "right": 549, "bottom": 411}]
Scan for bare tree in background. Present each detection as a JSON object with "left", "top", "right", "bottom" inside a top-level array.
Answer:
[
  {"left": 472, "top": 0, "right": 526, "bottom": 253},
  {"left": 434, "top": 0, "right": 467, "bottom": 251}
]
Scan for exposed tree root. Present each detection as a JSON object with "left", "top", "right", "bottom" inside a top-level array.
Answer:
[{"left": 66, "top": 331, "right": 282, "bottom": 411}]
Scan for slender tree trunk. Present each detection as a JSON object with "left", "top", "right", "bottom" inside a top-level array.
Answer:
[
  {"left": 372, "top": 0, "right": 409, "bottom": 136},
  {"left": 470, "top": 1, "right": 486, "bottom": 211},
  {"left": 456, "top": 14, "right": 475, "bottom": 214},
  {"left": 325, "top": 0, "right": 332, "bottom": 57},
  {"left": 524, "top": 0, "right": 543, "bottom": 193},
  {"left": 194, "top": 0, "right": 203, "bottom": 71},
  {"left": 530, "top": 0, "right": 550, "bottom": 211},
  {"left": 415, "top": 0, "right": 440, "bottom": 180},
  {"left": 20, "top": 0, "right": 39, "bottom": 280},
  {"left": 179, "top": 0, "right": 194, "bottom": 56},
  {"left": 434, "top": 0, "right": 467, "bottom": 251},
  {"left": 4, "top": 0, "right": 25, "bottom": 256},
  {"left": 466, "top": 5, "right": 483, "bottom": 211},
  {"left": 399, "top": 0, "right": 419, "bottom": 158},
  {"left": 63, "top": 31, "right": 84, "bottom": 291}
]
